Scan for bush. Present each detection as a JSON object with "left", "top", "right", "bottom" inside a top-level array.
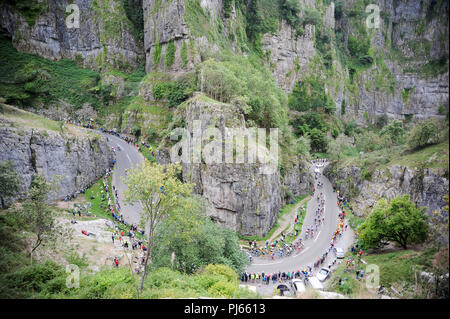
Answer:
[
  {"left": 344, "top": 120, "right": 356, "bottom": 136},
  {"left": 302, "top": 7, "right": 322, "bottom": 27},
  {"left": 1, "top": 260, "right": 66, "bottom": 298},
  {"left": 292, "top": 112, "right": 328, "bottom": 136},
  {"left": 199, "top": 53, "right": 288, "bottom": 129},
  {"left": 376, "top": 113, "right": 388, "bottom": 129},
  {"left": 355, "top": 130, "right": 387, "bottom": 152},
  {"left": 289, "top": 76, "right": 330, "bottom": 112},
  {"left": 308, "top": 128, "right": 328, "bottom": 153},
  {"left": 379, "top": 120, "right": 405, "bottom": 145},
  {"left": 151, "top": 197, "right": 249, "bottom": 274},
  {"left": 406, "top": 119, "right": 441, "bottom": 150}
]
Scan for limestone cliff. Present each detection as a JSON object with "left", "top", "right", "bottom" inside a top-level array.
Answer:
[
  {"left": 156, "top": 93, "right": 312, "bottom": 236},
  {"left": 334, "top": 0, "right": 449, "bottom": 124},
  {"left": 0, "top": 104, "right": 114, "bottom": 207},
  {"left": 323, "top": 156, "right": 449, "bottom": 218},
  {"left": 0, "top": 0, "right": 144, "bottom": 71}
]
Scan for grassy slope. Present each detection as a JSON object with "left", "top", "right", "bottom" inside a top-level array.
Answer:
[
  {"left": 1, "top": 103, "right": 62, "bottom": 132},
  {"left": 0, "top": 36, "right": 101, "bottom": 109},
  {"left": 337, "top": 142, "right": 449, "bottom": 172},
  {"left": 327, "top": 247, "right": 438, "bottom": 297}
]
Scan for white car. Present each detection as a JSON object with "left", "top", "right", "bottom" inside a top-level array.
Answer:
[
  {"left": 316, "top": 267, "right": 331, "bottom": 282},
  {"left": 334, "top": 247, "right": 345, "bottom": 258},
  {"left": 290, "top": 279, "right": 306, "bottom": 295},
  {"left": 305, "top": 276, "right": 324, "bottom": 290}
]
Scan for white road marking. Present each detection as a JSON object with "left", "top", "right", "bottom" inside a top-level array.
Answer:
[
  {"left": 314, "top": 230, "right": 321, "bottom": 241},
  {"left": 126, "top": 153, "right": 132, "bottom": 165},
  {"left": 293, "top": 246, "right": 309, "bottom": 257}
]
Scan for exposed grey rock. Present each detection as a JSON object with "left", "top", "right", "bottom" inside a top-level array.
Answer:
[
  {"left": 324, "top": 162, "right": 449, "bottom": 219},
  {"left": 0, "top": 117, "right": 113, "bottom": 207},
  {"left": 143, "top": 0, "right": 191, "bottom": 73},
  {"left": 155, "top": 94, "right": 312, "bottom": 236},
  {"left": 0, "top": 0, "right": 144, "bottom": 71},
  {"left": 261, "top": 21, "right": 316, "bottom": 94},
  {"left": 338, "top": 0, "right": 449, "bottom": 124}
]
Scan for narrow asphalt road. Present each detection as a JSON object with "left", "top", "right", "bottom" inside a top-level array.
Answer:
[
  {"left": 245, "top": 163, "right": 354, "bottom": 275},
  {"left": 101, "top": 133, "right": 354, "bottom": 280},
  {"left": 103, "top": 133, "right": 144, "bottom": 226}
]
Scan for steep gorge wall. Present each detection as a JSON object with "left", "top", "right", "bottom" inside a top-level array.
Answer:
[
  {"left": 156, "top": 94, "right": 312, "bottom": 236},
  {"left": 0, "top": 116, "right": 114, "bottom": 207},
  {"left": 324, "top": 162, "right": 449, "bottom": 218},
  {"left": 0, "top": 0, "right": 144, "bottom": 71},
  {"left": 336, "top": 0, "right": 449, "bottom": 124}
]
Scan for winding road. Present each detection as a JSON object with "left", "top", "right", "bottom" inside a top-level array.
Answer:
[
  {"left": 244, "top": 163, "right": 354, "bottom": 277},
  {"left": 103, "top": 132, "right": 144, "bottom": 226},
  {"left": 102, "top": 131, "right": 354, "bottom": 281}
]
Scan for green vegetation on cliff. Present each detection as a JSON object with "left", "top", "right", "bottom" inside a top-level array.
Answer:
[{"left": 0, "top": 36, "right": 104, "bottom": 110}]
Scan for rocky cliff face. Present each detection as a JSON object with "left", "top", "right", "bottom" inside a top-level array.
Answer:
[
  {"left": 0, "top": 116, "right": 113, "bottom": 207},
  {"left": 155, "top": 93, "right": 312, "bottom": 236},
  {"left": 337, "top": 0, "right": 449, "bottom": 124},
  {"left": 261, "top": 20, "right": 316, "bottom": 94},
  {"left": 0, "top": 0, "right": 144, "bottom": 71},
  {"left": 143, "top": 0, "right": 191, "bottom": 73},
  {"left": 143, "top": 0, "right": 249, "bottom": 74},
  {"left": 324, "top": 162, "right": 449, "bottom": 218}
]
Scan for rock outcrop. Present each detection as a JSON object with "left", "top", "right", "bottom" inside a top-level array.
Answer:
[
  {"left": 337, "top": 0, "right": 449, "bottom": 124},
  {"left": 0, "top": 0, "right": 144, "bottom": 71},
  {"left": 156, "top": 93, "right": 312, "bottom": 236},
  {"left": 0, "top": 114, "right": 113, "bottom": 207},
  {"left": 261, "top": 20, "right": 316, "bottom": 94},
  {"left": 324, "top": 162, "right": 449, "bottom": 218}
]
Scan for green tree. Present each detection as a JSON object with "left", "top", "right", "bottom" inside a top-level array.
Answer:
[
  {"left": 308, "top": 128, "right": 328, "bottom": 153},
  {"left": 380, "top": 120, "right": 405, "bottom": 145},
  {"left": 0, "top": 161, "right": 22, "bottom": 209},
  {"left": 18, "top": 175, "right": 66, "bottom": 264},
  {"left": 152, "top": 196, "right": 248, "bottom": 274},
  {"left": 406, "top": 119, "right": 441, "bottom": 150},
  {"left": 359, "top": 195, "right": 429, "bottom": 250},
  {"left": 123, "top": 161, "right": 194, "bottom": 292}
]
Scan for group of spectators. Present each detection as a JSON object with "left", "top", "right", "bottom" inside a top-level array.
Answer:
[
  {"left": 101, "top": 165, "right": 149, "bottom": 273},
  {"left": 242, "top": 158, "right": 351, "bottom": 286},
  {"left": 241, "top": 268, "right": 315, "bottom": 285},
  {"left": 65, "top": 119, "right": 96, "bottom": 130}
]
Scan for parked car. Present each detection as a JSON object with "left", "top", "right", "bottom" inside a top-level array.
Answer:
[
  {"left": 316, "top": 268, "right": 331, "bottom": 282},
  {"left": 305, "top": 276, "right": 324, "bottom": 290},
  {"left": 290, "top": 279, "right": 306, "bottom": 295},
  {"left": 334, "top": 247, "right": 345, "bottom": 258}
]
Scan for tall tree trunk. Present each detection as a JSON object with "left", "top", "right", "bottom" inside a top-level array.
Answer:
[{"left": 140, "top": 229, "right": 153, "bottom": 293}]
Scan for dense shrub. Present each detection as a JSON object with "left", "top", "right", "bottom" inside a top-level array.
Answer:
[
  {"left": 288, "top": 76, "right": 333, "bottom": 112},
  {"left": 344, "top": 120, "right": 356, "bottom": 136},
  {"left": 150, "top": 72, "right": 197, "bottom": 107},
  {"left": 406, "top": 119, "right": 441, "bottom": 150},
  {"left": 199, "top": 53, "right": 288, "bottom": 129},
  {"left": 379, "top": 120, "right": 405, "bottom": 145},
  {"left": 152, "top": 198, "right": 249, "bottom": 274},
  {"left": 309, "top": 128, "right": 328, "bottom": 153},
  {"left": 355, "top": 130, "right": 388, "bottom": 152},
  {"left": 292, "top": 112, "right": 328, "bottom": 136}
]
